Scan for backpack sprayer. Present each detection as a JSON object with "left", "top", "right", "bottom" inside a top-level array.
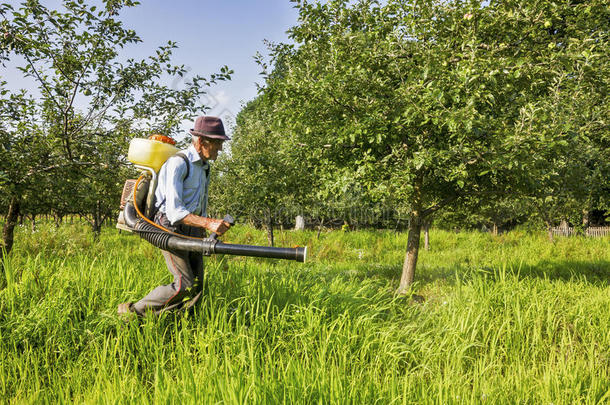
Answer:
[{"left": 117, "top": 135, "right": 307, "bottom": 262}]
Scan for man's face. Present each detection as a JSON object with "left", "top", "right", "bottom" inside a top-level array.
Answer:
[{"left": 196, "top": 137, "right": 224, "bottom": 161}]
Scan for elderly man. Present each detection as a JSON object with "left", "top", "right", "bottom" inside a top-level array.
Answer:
[{"left": 119, "top": 116, "right": 231, "bottom": 316}]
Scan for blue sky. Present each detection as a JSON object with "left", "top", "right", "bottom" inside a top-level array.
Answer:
[
  {"left": 119, "top": 0, "right": 300, "bottom": 132},
  {"left": 2, "top": 0, "right": 301, "bottom": 134}
]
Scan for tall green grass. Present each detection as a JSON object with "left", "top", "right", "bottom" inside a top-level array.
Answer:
[{"left": 1, "top": 222, "right": 608, "bottom": 403}]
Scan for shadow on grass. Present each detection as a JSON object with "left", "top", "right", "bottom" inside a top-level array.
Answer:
[
  {"left": 414, "top": 259, "right": 610, "bottom": 288},
  {"left": 516, "top": 259, "right": 610, "bottom": 285},
  {"left": 204, "top": 257, "right": 608, "bottom": 322}
]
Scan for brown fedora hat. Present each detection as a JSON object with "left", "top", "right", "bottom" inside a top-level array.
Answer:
[{"left": 190, "top": 116, "right": 230, "bottom": 140}]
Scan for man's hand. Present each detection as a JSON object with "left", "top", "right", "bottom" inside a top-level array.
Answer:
[
  {"left": 206, "top": 218, "right": 231, "bottom": 236},
  {"left": 180, "top": 214, "right": 231, "bottom": 236}
]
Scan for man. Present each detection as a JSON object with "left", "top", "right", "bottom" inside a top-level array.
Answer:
[{"left": 118, "top": 116, "right": 231, "bottom": 316}]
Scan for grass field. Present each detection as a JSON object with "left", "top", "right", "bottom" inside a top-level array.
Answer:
[{"left": 1, "top": 222, "right": 609, "bottom": 404}]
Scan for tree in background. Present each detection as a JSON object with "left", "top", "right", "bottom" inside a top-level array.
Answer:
[
  {"left": 211, "top": 95, "right": 310, "bottom": 246},
  {"left": 517, "top": 0, "right": 610, "bottom": 237},
  {"left": 0, "top": 0, "right": 231, "bottom": 256},
  {"left": 0, "top": 89, "right": 39, "bottom": 256},
  {"left": 240, "top": 0, "right": 608, "bottom": 294}
]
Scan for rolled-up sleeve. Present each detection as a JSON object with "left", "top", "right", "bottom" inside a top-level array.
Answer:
[{"left": 162, "top": 156, "right": 190, "bottom": 225}]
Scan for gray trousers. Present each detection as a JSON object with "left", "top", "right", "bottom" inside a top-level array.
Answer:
[{"left": 132, "top": 212, "right": 205, "bottom": 316}]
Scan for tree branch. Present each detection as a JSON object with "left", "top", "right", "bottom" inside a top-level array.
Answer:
[
  {"left": 27, "top": 161, "right": 96, "bottom": 176},
  {"left": 421, "top": 193, "right": 460, "bottom": 218}
]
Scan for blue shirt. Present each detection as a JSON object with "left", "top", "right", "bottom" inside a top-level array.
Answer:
[{"left": 155, "top": 144, "right": 210, "bottom": 225}]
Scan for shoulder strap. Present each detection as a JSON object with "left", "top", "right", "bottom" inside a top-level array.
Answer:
[
  {"left": 175, "top": 152, "right": 190, "bottom": 180},
  {"left": 150, "top": 153, "right": 194, "bottom": 220}
]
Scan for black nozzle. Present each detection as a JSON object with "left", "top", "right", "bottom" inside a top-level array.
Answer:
[{"left": 123, "top": 203, "right": 306, "bottom": 262}]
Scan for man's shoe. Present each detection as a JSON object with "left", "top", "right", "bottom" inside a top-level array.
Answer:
[{"left": 117, "top": 302, "right": 137, "bottom": 320}]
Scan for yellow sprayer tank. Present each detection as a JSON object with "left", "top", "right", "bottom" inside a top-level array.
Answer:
[{"left": 127, "top": 137, "right": 179, "bottom": 172}]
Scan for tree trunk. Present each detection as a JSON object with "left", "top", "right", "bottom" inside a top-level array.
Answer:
[
  {"left": 582, "top": 209, "right": 589, "bottom": 228},
  {"left": 492, "top": 222, "right": 499, "bottom": 236},
  {"left": 54, "top": 212, "right": 64, "bottom": 228},
  {"left": 294, "top": 215, "right": 305, "bottom": 231},
  {"left": 397, "top": 210, "right": 422, "bottom": 295},
  {"left": 560, "top": 219, "right": 569, "bottom": 236},
  {"left": 545, "top": 220, "right": 554, "bottom": 242},
  {"left": 265, "top": 209, "right": 274, "bottom": 247},
  {"left": 317, "top": 218, "right": 324, "bottom": 239},
  {"left": 423, "top": 220, "right": 430, "bottom": 251},
  {"left": 92, "top": 200, "right": 102, "bottom": 239},
  {"left": 1, "top": 196, "right": 21, "bottom": 260},
  {"left": 31, "top": 214, "right": 36, "bottom": 232}
]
